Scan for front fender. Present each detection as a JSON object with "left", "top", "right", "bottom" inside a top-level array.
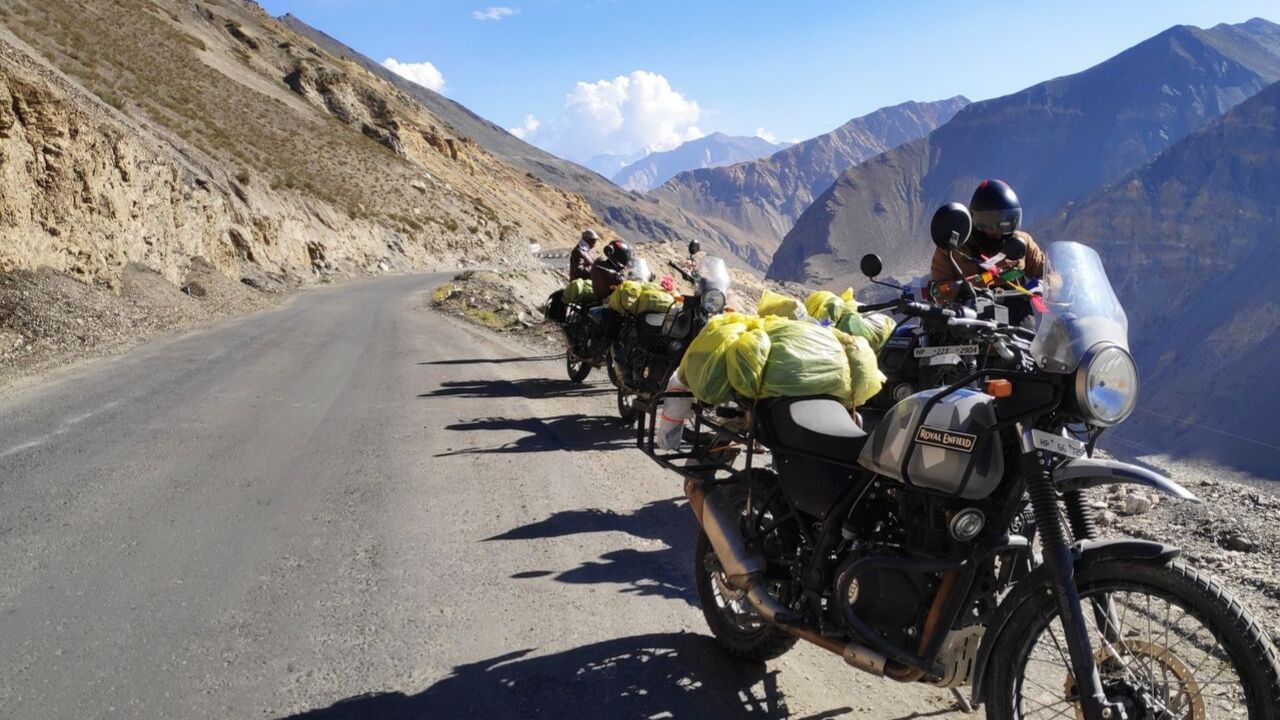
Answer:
[
  {"left": 1055, "top": 457, "right": 1199, "bottom": 502},
  {"left": 969, "top": 539, "right": 1180, "bottom": 705}
]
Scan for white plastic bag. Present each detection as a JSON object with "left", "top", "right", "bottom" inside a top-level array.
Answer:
[{"left": 656, "top": 375, "right": 693, "bottom": 450}]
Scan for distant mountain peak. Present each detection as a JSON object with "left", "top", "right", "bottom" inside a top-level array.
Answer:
[{"left": 610, "top": 133, "right": 788, "bottom": 193}]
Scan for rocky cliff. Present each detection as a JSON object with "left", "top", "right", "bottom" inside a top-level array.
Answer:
[{"left": 770, "top": 19, "right": 1280, "bottom": 289}]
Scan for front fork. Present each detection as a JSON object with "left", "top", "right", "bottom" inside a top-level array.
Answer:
[{"left": 1018, "top": 424, "right": 1125, "bottom": 720}]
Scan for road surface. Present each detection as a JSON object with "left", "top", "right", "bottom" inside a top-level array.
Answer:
[{"left": 0, "top": 274, "right": 964, "bottom": 718}]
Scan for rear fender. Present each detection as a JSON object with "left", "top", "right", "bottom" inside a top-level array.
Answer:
[
  {"left": 969, "top": 539, "right": 1180, "bottom": 705},
  {"left": 1055, "top": 458, "right": 1199, "bottom": 502}
]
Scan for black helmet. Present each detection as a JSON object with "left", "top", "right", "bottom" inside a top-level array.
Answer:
[
  {"left": 581, "top": 229, "right": 600, "bottom": 244},
  {"left": 969, "top": 179, "right": 1022, "bottom": 239},
  {"left": 603, "top": 239, "right": 632, "bottom": 267}
]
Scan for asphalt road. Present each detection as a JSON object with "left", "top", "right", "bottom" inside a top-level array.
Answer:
[{"left": 0, "top": 274, "right": 963, "bottom": 719}]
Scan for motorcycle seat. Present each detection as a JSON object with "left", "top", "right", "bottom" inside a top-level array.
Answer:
[{"left": 767, "top": 397, "right": 867, "bottom": 463}]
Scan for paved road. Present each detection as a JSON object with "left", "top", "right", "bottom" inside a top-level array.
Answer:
[{"left": 0, "top": 274, "right": 962, "bottom": 718}]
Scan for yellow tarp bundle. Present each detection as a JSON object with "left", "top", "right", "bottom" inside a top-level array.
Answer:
[
  {"left": 803, "top": 288, "right": 897, "bottom": 353},
  {"left": 757, "top": 289, "right": 807, "bottom": 320},
  {"left": 679, "top": 312, "right": 886, "bottom": 408},
  {"left": 561, "top": 278, "right": 594, "bottom": 305},
  {"left": 606, "top": 280, "right": 675, "bottom": 315}
]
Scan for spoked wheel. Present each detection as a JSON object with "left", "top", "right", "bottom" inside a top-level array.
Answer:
[
  {"left": 565, "top": 354, "right": 591, "bottom": 383},
  {"left": 692, "top": 471, "right": 798, "bottom": 662},
  {"left": 984, "top": 559, "right": 1280, "bottom": 719}
]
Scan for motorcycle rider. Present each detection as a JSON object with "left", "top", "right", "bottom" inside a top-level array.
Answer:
[
  {"left": 929, "top": 179, "right": 1046, "bottom": 304},
  {"left": 570, "top": 229, "right": 599, "bottom": 281},
  {"left": 591, "top": 239, "right": 632, "bottom": 302}
]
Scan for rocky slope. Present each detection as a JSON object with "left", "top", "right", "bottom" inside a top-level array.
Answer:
[
  {"left": 277, "top": 14, "right": 759, "bottom": 272},
  {"left": 611, "top": 132, "right": 787, "bottom": 192},
  {"left": 0, "top": 0, "right": 632, "bottom": 379},
  {"left": 651, "top": 97, "right": 969, "bottom": 268},
  {"left": 770, "top": 18, "right": 1280, "bottom": 288},
  {"left": 1040, "top": 79, "right": 1280, "bottom": 478}
]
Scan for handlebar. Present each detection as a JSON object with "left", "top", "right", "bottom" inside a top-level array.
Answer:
[{"left": 667, "top": 260, "right": 696, "bottom": 283}]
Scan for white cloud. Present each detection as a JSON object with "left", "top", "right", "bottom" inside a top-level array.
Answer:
[
  {"left": 382, "top": 58, "right": 446, "bottom": 92},
  {"left": 508, "top": 114, "right": 541, "bottom": 139},
  {"left": 472, "top": 6, "right": 518, "bottom": 21},
  {"left": 518, "top": 70, "right": 704, "bottom": 163},
  {"left": 754, "top": 127, "right": 778, "bottom": 144}
]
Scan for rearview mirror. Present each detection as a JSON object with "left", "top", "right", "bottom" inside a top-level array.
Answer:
[
  {"left": 1001, "top": 234, "right": 1027, "bottom": 262},
  {"left": 687, "top": 240, "right": 701, "bottom": 257},
  {"left": 859, "top": 253, "right": 883, "bottom": 279},
  {"left": 930, "top": 202, "right": 972, "bottom": 252}
]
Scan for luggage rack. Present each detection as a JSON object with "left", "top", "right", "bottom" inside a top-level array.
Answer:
[{"left": 635, "top": 390, "right": 763, "bottom": 484}]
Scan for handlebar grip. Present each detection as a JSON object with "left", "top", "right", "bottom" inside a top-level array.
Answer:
[
  {"left": 858, "top": 300, "right": 898, "bottom": 312},
  {"left": 901, "top": 301, "right": 956, "bottom": 320}
]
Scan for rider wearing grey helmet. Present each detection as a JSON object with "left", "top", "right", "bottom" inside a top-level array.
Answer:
[{"left": 570, "top": 229, "right": 599, "bottom": 281}]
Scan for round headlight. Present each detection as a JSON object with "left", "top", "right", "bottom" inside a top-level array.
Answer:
[
  {"left": 701, "top": 289, "right": 726, "bottom": 315},
  {"left": 1075, "top": 344, "right": 1138, "bottom": 425}
]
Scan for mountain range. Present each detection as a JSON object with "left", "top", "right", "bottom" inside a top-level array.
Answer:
[
  {"left": 1040, "top": 79, "right": 1280, "bottom": 476},
  {"left": 652, "top": 97, "right": 969, "bottom": 269},
  {"left": 610, "top": 133, "right": 788, "bottom": 192},
  {"left": 768, "top": 18, "right": 1280, "bottom": 288}
]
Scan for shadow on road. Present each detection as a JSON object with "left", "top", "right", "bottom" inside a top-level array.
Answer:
[
  {"left": 419, "top": 354, "right": 562, "bottom": 366},
  {"left": 436, "top": 414, "right": 633, "bottom": 456},
  {"left": 420, "top": 377, "right": 610, "bottom": 401},
  {"left": 281, "top": 632, "right": 851, "bottom": 719},
  {"left": 487, "top": 498, "right": 694, "bottom": 603}
]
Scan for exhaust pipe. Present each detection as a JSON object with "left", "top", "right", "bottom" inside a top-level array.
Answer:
[{"left": 684, "top": 477, "right": 888, "bottom": 676}]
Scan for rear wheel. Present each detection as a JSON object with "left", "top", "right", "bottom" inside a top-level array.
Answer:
[
  {"left": 692, "top": 471, "right": 798, "bottom": 662},
  {"left": 983, "top": 559, "right": 1280, "bottom": 719}
]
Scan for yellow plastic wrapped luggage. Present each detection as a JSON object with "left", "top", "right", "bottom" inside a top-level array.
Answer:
[
  {"left": 836, "top": 330, "right": 887, "bottom": 406},
  {"left": 757, "top": 289, "right": 807, "bottom": 320},
  {"left": 635, "top": 285, "right": 676, "bottom": 315},
  {"left": 606, "top": 280, "right": 642, "bottom": 313},
  {"left": 804, "top": 290, "right": 845, "bottom": 322},
  {"left": 679, "top": 312, "right": 754, "bottom": 406},
  {"left": 756, "top": 318, "right": 850, "bottom": 401},
  {"left": 561, "top": 278, "right": 594, "bottom": 305},
  {"left": 834, "top": 311, "right": 897, "bottom": 353}
]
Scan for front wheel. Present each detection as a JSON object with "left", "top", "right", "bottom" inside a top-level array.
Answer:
[
  {"left": 983, "top": 559, "right": 1280, "bottom": 719},
  {"left": 616, "top": 384, "right": 639, "bottom": 425},
  {"left": 566, "top": 355, "right": 591, "bottom": 383}
]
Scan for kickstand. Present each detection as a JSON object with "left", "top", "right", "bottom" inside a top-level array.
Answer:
[{"left": 951, "top": 688, "right": 975, "bottom": 714}]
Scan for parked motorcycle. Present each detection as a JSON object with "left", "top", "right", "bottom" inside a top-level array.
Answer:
[
  {"left": 610, "top": 241, "right": 731, "bottom": 424},
  {"left": 864, "top": 203, "right": 1039, "bottom": 421},
  {"left": 652, "top": 207, "right": 1280, "bottom": 718}
]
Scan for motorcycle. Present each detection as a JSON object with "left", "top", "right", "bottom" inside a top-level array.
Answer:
[
  {"left": 864, "top": 203, "right": 1040, "bottom": 422},
  {"left": 610, "top": 241, "right": 731, "bottom": 425},
  {"left": 650, "top": 207, "right": 1280, "bottom": 718}
]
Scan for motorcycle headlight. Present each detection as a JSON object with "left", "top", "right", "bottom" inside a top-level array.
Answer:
[
  {"left": 1074, "top": 344, "right": 1138, "bottom": 426},
  {"left": 701, "top": 289, "right": 726, "bottom": 315}
]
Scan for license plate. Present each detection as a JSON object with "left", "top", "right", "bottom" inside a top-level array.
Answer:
[
  {"left": 1030, "top": 429, "right": 1087, "bottom": 459},
  {"left": 914, "top": 345, "right": 978, "bottom": 358}
]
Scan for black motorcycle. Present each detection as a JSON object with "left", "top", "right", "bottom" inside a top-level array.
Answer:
[
  {"left": 610, "top": 242, "right": 731, "bottom": 424},
  {"left": 865, "top": 204, "right": 1039, "bottom": 421},
  {"left": 645, "top": 207, "right": 1280, "bottom": 719}
]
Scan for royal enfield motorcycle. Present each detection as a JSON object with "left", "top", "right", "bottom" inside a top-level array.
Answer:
[
  {"left": 656, "top": 210, "right": 1279, "bottom": 719},
  {"left": 610, "top": 242, "right": 731, "bottom": 424}
]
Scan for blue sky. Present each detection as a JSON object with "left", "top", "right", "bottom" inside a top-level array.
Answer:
[{"left": 258, "top": 1, "right": 1278, "bottom": 162}]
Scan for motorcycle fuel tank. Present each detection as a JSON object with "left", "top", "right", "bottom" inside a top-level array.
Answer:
[{"left": 858, "top": 388, "right": 1004, "bottom": 499}]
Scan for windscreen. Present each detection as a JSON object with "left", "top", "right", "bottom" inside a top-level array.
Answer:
[
  {"left": 698, "top": 256, "right": 731, "bottom": 294},
  {"left": 1030, "top": 242, "right": 1129, "bottom": 373},
  {"left": 628, "top": 258, "right": 653, "bottom": 282}
]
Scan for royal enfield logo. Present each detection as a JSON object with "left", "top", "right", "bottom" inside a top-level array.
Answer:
[{"left": 914, "top": 426, "right": 978, "bottom": 453}]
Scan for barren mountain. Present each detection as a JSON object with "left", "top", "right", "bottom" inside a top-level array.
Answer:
[
  {"left": 651, "top": 97, "right": 968, "bottom": 267},
  {"left": 611, "top": 133, "right": 788, "bottom": 192},
  {"left": 770, "top": 19, "right": 1280, "bottom": 288},
  {"left": 0, "top": 0, "right": 621, "bottom": 289},
  {"left": 277, "top": 14, "right": 758, "bottom": 270},
  {"left": 1040, "top": 80, "right": 1280, "bottom": 478}
]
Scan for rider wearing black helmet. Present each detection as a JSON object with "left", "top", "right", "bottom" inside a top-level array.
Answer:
[
  {"left": 591, "top": 239, "right": 632, "bottom": 301},
  {"left": 570, "top": 229, "right": 599, "bottom": 281},
  {"left": 929, "top": 179, "right": 1045, "bottom": 302}
]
